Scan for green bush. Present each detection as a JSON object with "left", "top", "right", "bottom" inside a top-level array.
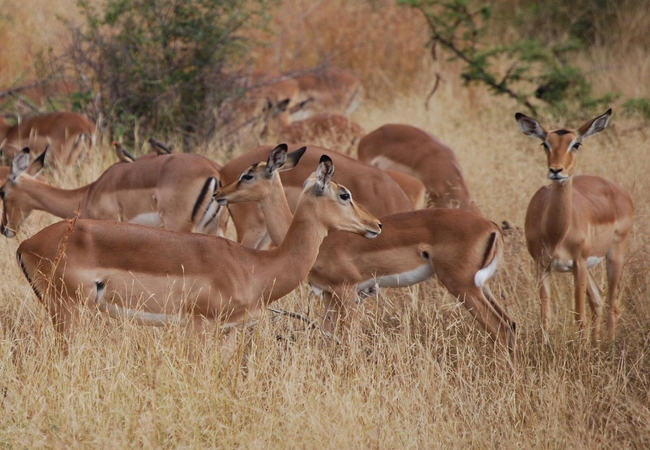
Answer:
[{"left": 68, "top": 0, "right": 272, "bottom": 145}]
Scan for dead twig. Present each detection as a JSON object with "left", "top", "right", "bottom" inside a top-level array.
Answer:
[{"left": 267, "top": 307, "right": 341, "bottom": 344}]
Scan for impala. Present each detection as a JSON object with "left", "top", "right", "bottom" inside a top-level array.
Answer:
[
  {"left": 0, "top": 111, "right": 96, "bottom": 165},
  {"left": 219, "top": 143, "right": 413, "bottom": 248},
  {"left": 215, "top": 145, "right": 517, "bottom": 353},
  {"left": 358, "top": 124, "right": 480, "bottom": 214},
  {"left": 0, "top": 148, "right": 227, "bottom": 238},
  {"left": 16, "top": 156, "right": 381, "bottom": 339},
  {"left": 262, "top": 98, "right": 365, "bottom": 156},
  {"left": 516, "top": 109, "right": 634, "bottom": 341},
  {"left": 288, "top": 66, "right": 364, "bottom": 120},
  {"left": 383, "top": 169, "right": 427, "bottom": 210}
]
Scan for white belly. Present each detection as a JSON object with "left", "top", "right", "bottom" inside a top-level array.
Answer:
[
  {"left": 129, "top": 212, "right": 164, "bottom": 227},
  {"left": 552, "top": 256, "right": 604, "bottom": 272},
  {"left": 356, "top": 264, "right": 434, "bottom": 293}
]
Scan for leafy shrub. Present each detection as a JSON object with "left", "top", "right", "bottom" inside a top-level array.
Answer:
[
  {"left": 68, "top": 0, "right": 272, "bottom": 145},
  {"left": 399, "top": 0, "right": 616, "bottom": 118}
]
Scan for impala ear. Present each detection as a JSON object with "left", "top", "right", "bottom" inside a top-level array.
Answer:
[
  {"left": 313, "top": 155, "right": 335, "bottom": 195},
  {"left": 515, "top": 112, "right": 547, "bottom": 140},
  {"left": 577, "top": 108, "right": 612, "bottom": 140},
  {"left": 266, "top": 143, "right": 289, "bottom": 175},
  {"left": 9, "top": 148, "right": 32, "bottom": 181},
  {"left": 276, "top": 98, "right": 291, "bottom": 113},
  {"left": 281, "top": 146, "right": 307, "bottom": 172},
  {"left": 26, "top": 145, "right": 47, "bottom": 177}
]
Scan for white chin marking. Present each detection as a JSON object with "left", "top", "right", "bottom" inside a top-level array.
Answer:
[
  {"left": 357, "top": 264, "right": 434, "bottom": 292},
  {"left": 129, "top": 212, "right": 164, "bottom": 227}
]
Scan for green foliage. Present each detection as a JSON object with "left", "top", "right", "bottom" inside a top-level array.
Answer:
[
  {"left": 623, "top": 98, "right": 650, "bottom": 122},
  {"left": 69, "top": 0, "right": 272, "bottom": 144},
  {"left": 399, "top": 0, "right": 617, "bottom": 118}
]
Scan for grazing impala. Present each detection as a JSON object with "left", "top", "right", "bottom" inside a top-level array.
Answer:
[
  {"left": 0, "top": 112, "right": 96, "bottom": 165},
  {"left": 215, "top": 145, "right": 517, "bottom": 353},
  {"left": 262, "top": 98, "right": 365, "bottom": 155},
  {"left": 288, "top": 66, "right": 364, "bottom": 120},
  {"left": 16, "top": 156, "right": 381, "bottom": 339},
  {"left": 516, "top": 109, "right": 634, "bottom": 341},
  {"left": 219, "top": 143, "right": 413, "bottom": 248},
  {"left": 358, "top": 124, "right": 480, "bottom": 214},
  {"left": 0, "top": 148, "right": 227, "bottom": 238}
]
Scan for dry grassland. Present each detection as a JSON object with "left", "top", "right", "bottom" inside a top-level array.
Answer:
[{"left": 1, "top": 0, "right": 650, "bottom": 448}]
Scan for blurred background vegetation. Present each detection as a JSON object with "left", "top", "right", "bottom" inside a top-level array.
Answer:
[{"left": 0, "top": 0, "right": 649, "bottom": 144}]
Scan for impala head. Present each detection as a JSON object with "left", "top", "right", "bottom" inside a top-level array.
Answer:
[
  {"left": 301, "top": 155, "right": 382, "bottom": 238},
  {"left": 215, "top": 144, "right": 307, "bottom": 205},
  {"left": 516, "top": 109, "right": 612, "bottom": 182},
  {"left": 0, "top": 147, "right": 46, "bottom": 238}
]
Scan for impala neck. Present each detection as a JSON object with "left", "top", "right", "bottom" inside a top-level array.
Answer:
[
  {"left": 258, "top": 198, "right": 328, "bottom": 303},
  {"left": 259, "top": 176, "right": 293, "bottom": 246},
  {"left": 543, "top": 177, "right": 573, "bottom": 246},
  {"left": 19, "top": 178, "right": 90, "bottom": 219}
]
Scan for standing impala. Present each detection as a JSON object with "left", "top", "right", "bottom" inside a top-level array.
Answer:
[
  {"left": 219, "top": 143, "right": 413, "bottom": 248},
  {"left": 215, "top": 145, "right": 517, "bottom": 353},
  {"left": 516, "top": 109, "right": 634, "bottom": 341},
  {"left": 0, "top": 112, "right": 95, "bottom": 165},
  {"left": 358, "top": 124, "right": 480, "bottom": 214},
  {"left": 16, "top": 156, "right": 381, "bottom": 338},
  {"left": 0, "top": 148, "right": 226, "bottom": 238}
]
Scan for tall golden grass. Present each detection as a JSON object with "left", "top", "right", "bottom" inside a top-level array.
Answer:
[{"left": 1, "top": 0, "right": 650, "bottom": 447}]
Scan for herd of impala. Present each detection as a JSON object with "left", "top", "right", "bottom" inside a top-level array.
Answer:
[{"left": 0, "top": 66, "right": 634, "bottom": 361}]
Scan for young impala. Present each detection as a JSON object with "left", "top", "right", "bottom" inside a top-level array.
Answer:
[
  {"left": 516, "top": 109, "right": 634, "bottom": 341},
  {"left": 16, "top": 156, "right": 382, "bottom": 339},
  {"left": 215, "top": 144, "right": 517, "bottom": 354}
]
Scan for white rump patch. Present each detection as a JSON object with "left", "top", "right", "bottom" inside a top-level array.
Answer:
[
  {"left": 474, "top": 254, "right": 499, "bottom": 287},
  {"left": 130, "top": 212, "right": 164, "bottom": 227},
  {"left": 356, "top": 264, "right": 434, "bottom": 293}
]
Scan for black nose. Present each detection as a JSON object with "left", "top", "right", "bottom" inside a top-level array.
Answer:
[
  {"left": 378, "top": 223, "right": 382, "bottom": 229},
  {"left": 549, "top": 167, "right": 563, "bottom": 175}
]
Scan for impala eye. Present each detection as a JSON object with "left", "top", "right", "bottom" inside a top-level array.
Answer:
[
  {"left": 572, "top": 142, "right": 581, "bottom": 150},
  {"left": 240, "top": 173, "right": 254, "bottom": 181},
  {"left": 339, "top": 192, "right": 351, "bottom": 201},
  {"left": 0, "top": 189, "right": 4, "bottom": 200},
  {"left": 541, "top": 142, "right": 550, "bottom": 152}
]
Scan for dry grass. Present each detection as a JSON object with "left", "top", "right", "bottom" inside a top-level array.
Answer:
[{"left": 1, "top": 0, "right": 650, "bottom": 448}]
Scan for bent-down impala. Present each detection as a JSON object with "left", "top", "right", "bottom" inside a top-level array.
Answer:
[
  {"left": 516, "top": 109, "right": 634, "bottom": 341},
  {"left": 215, "top": 144, "right": 517, "bottom": 353},
  {"left": 16, "top": 155, "right": 382, "bottom": 337},
  {"left": 0, "top": 147, "right": 226, "bottom": 238}
]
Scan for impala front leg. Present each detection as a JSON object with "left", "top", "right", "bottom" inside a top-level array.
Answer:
[
  {"left": 572, "top": 258, "right": 589, "bottom": 335},
  {"left": 322, "top": 286, "right": 359, "bottom": 341},
  {"left": 537, "top": 264, "right": 552, "bottom": 334}
]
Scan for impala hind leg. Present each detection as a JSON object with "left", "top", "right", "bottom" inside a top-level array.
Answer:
[
  {"left": 586, "top": 271, "right": 603, "bottom": 341},
  {"left": 605, "top": 243, "right": 626, "bottom": 340},
  {"left": 456, "top": 285, "right": 517, "bottom": 354}
]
